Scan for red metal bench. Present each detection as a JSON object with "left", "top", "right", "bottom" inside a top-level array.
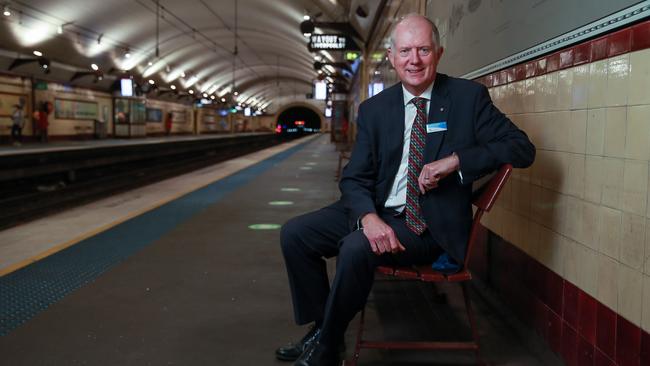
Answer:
[{"left": 347, "top": 164, "right": 513, "bottom": 366}]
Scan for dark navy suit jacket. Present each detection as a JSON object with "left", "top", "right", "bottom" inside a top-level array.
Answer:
[{"left": 339, "top": 73, "right": 535, "bottom": 262}]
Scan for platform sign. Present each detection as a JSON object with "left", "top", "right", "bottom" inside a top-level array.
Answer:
[
  {"left": 308, "top": 34, "right": 359, "bottom": 52},
  {"left": 120, "top": 79, "right": 133, "bottom": 97}
]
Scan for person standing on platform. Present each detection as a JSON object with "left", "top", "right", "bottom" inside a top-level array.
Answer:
[
  {"left": 276, "top": 13, "right": 536, "bottom": 366},
  {"left": 10, "top": 104, "right": 24, "bottom": 146}
]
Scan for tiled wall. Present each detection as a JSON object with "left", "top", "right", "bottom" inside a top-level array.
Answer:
[{"left": 478, "top": 21, "right": 650, "bottom": 365}]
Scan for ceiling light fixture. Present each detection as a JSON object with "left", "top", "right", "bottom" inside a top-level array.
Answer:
[
  {"left": 170, "top": 84, "right": 176, "bottom": 90},
  {"left": 180, "top": 71, "right": 186, "bottom": 78},
  {"left": 124, "top": 49, "right": 131, "bottom": 58},
  {"left": 91, "top": 63, "right": 99, "bottom": 71},
  {"left": 57, "top": 25, "right": 63, "bottom": 34},
  {"left": 148, "top": 79, "right": 155, "bottom": 85},
  {"left": 33, "top": 50, "right": 42, "bottom": 57},
  {"left": 188, "top": 89, "right": 194, "bottom": 94},
  {"left": 3, "top": 5, "right": 10, "bottom": 17}
]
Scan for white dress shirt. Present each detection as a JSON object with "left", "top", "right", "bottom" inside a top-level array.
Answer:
[{"left": 383, "top": 83, "right": 435, "bottom": 212}]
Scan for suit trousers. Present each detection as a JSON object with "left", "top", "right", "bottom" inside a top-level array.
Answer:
[{"left": 280, "top": 200, "right": 442, "bottom": 347}]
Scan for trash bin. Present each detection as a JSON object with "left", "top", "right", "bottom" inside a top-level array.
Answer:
[{"left": 94, "top": 119, "right": 107, "bottom": 139}]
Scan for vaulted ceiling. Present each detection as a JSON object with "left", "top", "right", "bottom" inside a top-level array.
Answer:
[{"left": 0, "top": 0, "right": 383, "bottom": 112}]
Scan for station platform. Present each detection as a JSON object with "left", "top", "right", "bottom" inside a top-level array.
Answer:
[
  {"left": 0, "top": 133, "right": 272, "bottom": 157},
  {"left": 0, "top": 134, "right": 560, "bottom": 365}
]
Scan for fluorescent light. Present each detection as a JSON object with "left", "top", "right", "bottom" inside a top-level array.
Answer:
[
  {"left": 180, "top": 71, "right": 186, "bottom": 78},
  {"left": 33, "top": 50, "right": 43, "bottom": 57},
  {"left": 303, "top": 15, "right": 310, "bottom": 20},
  {"left": 91, "top": 63, "right": 99, "bottom": 71},
  {"left": 57, "top": 25, "right": 63, "bottom": 34},
  {"left": 303, "top": 33, "right": 311, "bottom": 37}
]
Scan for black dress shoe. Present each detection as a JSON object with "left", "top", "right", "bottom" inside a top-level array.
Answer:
[
  {"left": 276, "top": 326, "right": 321, "bottom": 361},
  {"left": 294, "top": 342, "right": 340, "bottom": 366}
]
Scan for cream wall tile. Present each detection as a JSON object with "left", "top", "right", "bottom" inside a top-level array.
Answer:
[
  {"left": 604, "top": 107, "right": 627, "bottom": 159},
  {"left": 643, "top": 275, "right": 650, "bottom": 332},
  {"left": 588, "top": 60, "right": 608, "bottom": 108},
  {"left": 537, "top": 226, "right": 565, "bottom": 276},
  {"left": 618, "top": 264, "right": 643, "bottom": 326},
  {"left": 525, "top": 220, "right": 541, "bottom": 258},
  {"left": 557, "top": 69, "right": 573, "bottom": 111},
  {"left": 566, "top": 153, "right": 585, "bottom": 198},
  {"left": 501, "top": 208, "right": 517, "bottom": 244},
  {"left": 539, "top": 112, "right": 555, "bottom": 151},
  {"left": 500, "top": 178, "right": 514, "bottom": 211},
  {"left": 512, "top": 81, "right": 525, "bottom": 114},
  {"left": 622, "top": 160, "right": 648, "bottom": 215},
  {"left": 568, "top": 110, "right": 587, "bottom": 154},
  {"left": 597, "top": 253, "right": 619, "bottom": 311},
  {"left": 572, "top": 64, "right": 590, "bottom": 109},
  {"left": 564, "top": 237, "right": 579, "bottom": 285},
  {"left": 602, "top": 158, "right": 625, "bottom": 209},
  {"left": 578, "top": 244, "right": 599, "bottom": 297},
  {"left": 512, "top": 178, "right": 531, "bottom": 218},
  {"left": 606, "top": 54, "right": 630, "bottom": 107},
  {"left": 645, "top": 218, "right": 650, "bottom": 275},
  {"left": 564, "top": 195, "right": 583, "bottom": 241},
  {"left": 581, "top": 201, "right": 601, "bottom": 250},
  {"left": 628, "top": 49, "right": 650, "bottom": 106},
  {"left": 585, "top": 155, "right": 604, "bottom": 204},
  {"left": 599, "top": 206, "right": 622, "bottom": 260},
  {"left": 523, "top": 78, "right": 536, "bottom": 113},
  {"left": 552, "top": 112, "right": 571, "bottom": 152},
  {"left": 586, "top": 108, "right": 606, "bottom": 156},
  {"left": 542, "top": 151, "right": 566, "bottom": 192},
  {"left": 621, "top": 213, "right": 646, "bottom": 270},
  {"left": 545, "top": 72, "right": 559, "bottom": 111},
  {"left": 534, "top": 76, "right": 545, "bottom": 112},
  {"left": 625, "top": 105, "right": 650, "bottom": 160},
  {"left": 530, "top": 184, "right": 544, "bottom": 223}
]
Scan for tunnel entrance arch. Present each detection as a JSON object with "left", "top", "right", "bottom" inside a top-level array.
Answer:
[{"left": 274, "top": 103, "right": 323, "bottom": 136}]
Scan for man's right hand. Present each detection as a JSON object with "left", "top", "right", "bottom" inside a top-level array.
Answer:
[{"left": 360, "top": 213, "right": 406, "bottom": 255}]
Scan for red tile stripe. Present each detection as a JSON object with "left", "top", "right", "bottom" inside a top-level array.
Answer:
[
  {"left": 475, "top": 225, "right": 649, "bottom": 366},
  {"left": 476, "top": 19, "right": 650, "bottom": 88}
]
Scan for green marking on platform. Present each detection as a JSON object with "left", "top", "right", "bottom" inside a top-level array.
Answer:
[
  {"left": 268, "top": 201, "right": 294, "bottom": 206},
  {"left": 248, "top": 224, "right": 282, "bottom": 230},
  {"left": 281, "top": 187, "right": 301, "bottom": 192}
]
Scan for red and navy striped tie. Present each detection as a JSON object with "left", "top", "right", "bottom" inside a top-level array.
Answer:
[{"left": 405, "top": 97, "right": 427, "bottom": 235}]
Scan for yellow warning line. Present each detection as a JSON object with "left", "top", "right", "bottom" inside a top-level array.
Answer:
[{"left": 0, "top": 135, "right": 319, "bottom": 277}]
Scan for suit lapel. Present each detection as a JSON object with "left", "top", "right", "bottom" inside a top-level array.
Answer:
[
  {"left": 385, "top": 85, "right": 405, "bottom": 174},
  {"left": 425, "top": 74, "right": 450, "bottom": 163}
]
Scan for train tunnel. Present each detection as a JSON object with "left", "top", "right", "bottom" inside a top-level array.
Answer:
[{"left": 0, "top": 1, "right": 649, "bottom": 365}]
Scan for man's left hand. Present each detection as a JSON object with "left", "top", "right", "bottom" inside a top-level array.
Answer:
[{"left": 418, "top": 153, "right": 460, "bottom": 194}]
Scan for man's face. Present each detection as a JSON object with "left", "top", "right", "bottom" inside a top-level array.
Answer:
[{"left": 387, "top": 18, "right": 443, "bottom": 96}]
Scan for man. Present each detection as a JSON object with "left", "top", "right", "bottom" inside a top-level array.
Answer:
[
  {"left": 278, "top": 14, "right": 535, "bottom": 366},
  {"left": 11, "top": 104, "right": 24, "bottom": 146}
]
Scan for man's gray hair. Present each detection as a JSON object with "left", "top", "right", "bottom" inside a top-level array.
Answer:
[{"left": 388, "top": 13, "right": 440, "bottom": 50}]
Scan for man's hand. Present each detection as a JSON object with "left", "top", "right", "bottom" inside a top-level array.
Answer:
[
  {"left": 360, "top": 213, "right": 406, "bottom": 255},
  {"left": 418, "top": 153, "right": 460, "bottom": 194}
]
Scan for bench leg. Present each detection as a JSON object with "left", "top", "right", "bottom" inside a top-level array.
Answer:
[{"left": 461, "top": 282, "right": 482, "bottom": 364}]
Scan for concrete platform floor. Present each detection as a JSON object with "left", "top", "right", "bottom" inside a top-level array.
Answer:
[{"left": 0, "top": 135, "right": 561, "bottom": 365}]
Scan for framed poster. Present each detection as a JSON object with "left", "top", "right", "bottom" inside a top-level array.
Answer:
[
  {"left": 0, "top": 93, "right": 27, "bottom": 117},
  {"left": 146, "top": 107, "right": 163, "bottom": 122},
  {"left": 54, "top": 98, "right": 98, "bottom": 120},
  {"left": 171, "top": 110, "right": 186, "bottom": 123}
]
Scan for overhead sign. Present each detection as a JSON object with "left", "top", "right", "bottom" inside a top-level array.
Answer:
[{"left": 309, "top": 34, "right": 359, "bottom": 51}]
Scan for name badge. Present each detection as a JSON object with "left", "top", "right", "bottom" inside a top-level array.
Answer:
[{"left": 426, "top": 121, "right": 447, "bottom": 133}]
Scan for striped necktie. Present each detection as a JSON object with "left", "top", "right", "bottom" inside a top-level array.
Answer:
[{"left": 405, "top": 97, "right": 427, "bottom": 235}]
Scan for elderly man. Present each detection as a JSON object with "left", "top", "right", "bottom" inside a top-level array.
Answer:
[{"left": 277, "top": 13, "right": 535, "bottom": 366}]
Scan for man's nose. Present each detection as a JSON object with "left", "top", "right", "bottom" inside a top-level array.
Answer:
[{"left": 409, "top": 49, "right": 422, "bottom": 64}]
